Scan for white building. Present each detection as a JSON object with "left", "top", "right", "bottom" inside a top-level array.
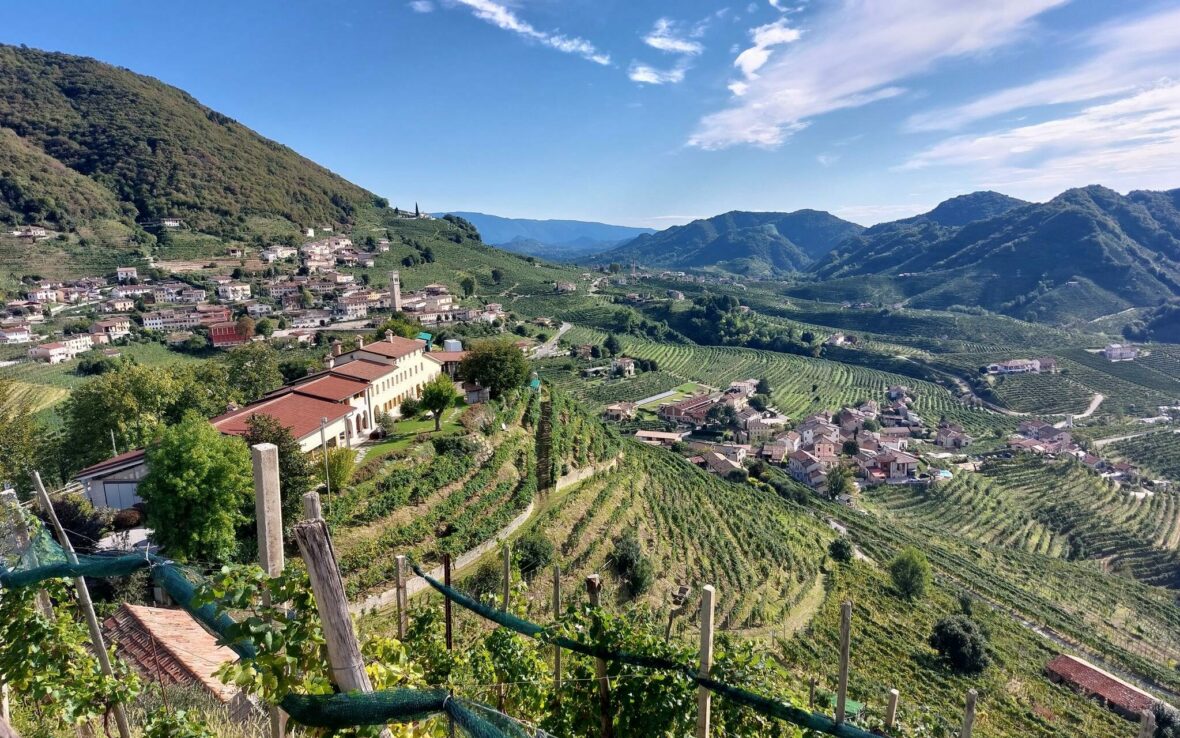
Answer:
[
  {"left": 217, "top": 283, "right": 252, "bottom": 302},
  {"left": 116, "top": 267, "right": 138, "bottom": 283},
  {"left": 332, "top": 332, "right": 441, "bottom": 418},
  {"left": 1103, "top": 344, "right": 1139, "bottom": 362}
]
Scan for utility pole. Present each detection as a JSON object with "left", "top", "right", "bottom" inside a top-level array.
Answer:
[{"left": 32, "top": 472, "right": 132, "bottom": 738}]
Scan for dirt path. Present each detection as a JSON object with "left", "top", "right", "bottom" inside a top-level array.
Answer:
[
  {"left": 533, "top": 322, "right": 572, "bottom": 359},
  {"left": 1077, "top": 393, "right": 1105, "bottom": 418}
]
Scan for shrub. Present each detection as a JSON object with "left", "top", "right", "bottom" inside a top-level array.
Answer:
[
  {"left": 929, "top": 615, "right": 989, "bottom": 674},
  {"left": 610, "top": 530, "right": 654, "bottom": 597},
  {"left": 514, "top": 532, "right": 554, "bottom": 579},
  {"left": 400, "top": 396, "right": 421, "bottom": 418},
  {"left": 889, "top": 546, "right": 931, "bottom": 600},
  {"left": 828, "top": 538, "right": 853, "bottom": 564}
]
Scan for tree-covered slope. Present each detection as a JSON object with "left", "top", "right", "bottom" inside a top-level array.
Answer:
[
  {"left": 597, "top": 210, "right": 864, "bottom": 276},
  {"left": 808, "top": 185, "right": 1180, "bottom": 323},
  {"left": 0, "top": 44, "right": 384, "bottom": 236}
]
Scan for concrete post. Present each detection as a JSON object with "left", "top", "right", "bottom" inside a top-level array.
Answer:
[
  {"left": 835, "top": 600, "right": 852, "bottom": 724},
  {"left": 251, "top": 443, "right": 287, "bottom": 738},
  {"left": 696, "top": 585, "right": 716, "bottom": 738},
  {"left": 885, "top": 688, "right": 900, "bottom": 731},
  {"left": 586, "top": 575, "right": 614, "bottom": 738},
  {"left": 960, "top": 689, "right": 977, "bottom": 738}
]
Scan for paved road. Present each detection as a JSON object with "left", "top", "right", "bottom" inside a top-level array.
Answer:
[{"left": 533, "top": 322, "right": 571, "bottom": 359}]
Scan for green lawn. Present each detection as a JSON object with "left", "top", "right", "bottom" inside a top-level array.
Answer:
[{"left": 360, "top": 404, "right": 467, "bottom": 455}]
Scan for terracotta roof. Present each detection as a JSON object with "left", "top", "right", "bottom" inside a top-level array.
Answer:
[
  {"left": 354, "top": 336, "right": 423, "bottom": 359},
  {"left": 75, "top": 448, "right": 147, "bottom": 479},
  {"left": 425, "top": 350, "right": 468, "bottom": 363},
  {"left": 331, "top": 359, "right": 397, "bottom": 381},
  {"left": 212, "top": 391, "right": 353, "bottom": 440},
  {"left": 291, "top": 375, "right": 370, "bottom": 402},
  {"left": 1045, "top": 655, "right": 1157, "bottom": 715},
  {"left": 103, "top": 604, "right": 238, "bottom": 703}
]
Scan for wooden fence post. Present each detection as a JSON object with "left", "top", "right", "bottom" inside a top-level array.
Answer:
[
  {"left": 303, "top": 491, "right": 322, "bottom": 521},
  {"left": 1138, "top": 709, "right": 1155, "bottom": 738},
  {"left": 960, "top": 689, "right": 977, "bottom": 738},
  {"left": 395, "top": 555, "right": 408, "bottom": 640},
  {"left": 32, "top": 472, "right": 132, "bottom": 738},
  {"left": 444, "top": 553, "right": 454, "bottom": 738},
  {"left": 552, "top": 564, "right": 562, "bottom": 696},
  {"left": 809, "top": 678, "right": 817, "bottom": 709},
  {"left": 501, "top": 543, "right": 512, "bottom": 611},
  {"left": 586, "top": 575, "right": 614, "bottom": 738},
  {"left": 252, "top": 443, "right": 287, "bottom": 738},
  {"left": 835, "top": 600, "right": 852, "bottom": 725},
  {"left": 696, "top": 585, "right": 716, "bottom": 738},
  {"left": 885, "top": 688, "right": 899, "bottom": 731}
]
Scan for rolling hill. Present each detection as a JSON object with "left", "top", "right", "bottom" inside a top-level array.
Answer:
[
  {"left": 596, "top": 209, "right": 864, "bottom": 276},
  {"left": 808, "top": 186, "right": 1180, "bottom": 323},
  {"left": 441, "top": 211, "right": 653, "bottom": 260},
  {"left": 0, "top": 44, "right": 385, "bottom": 248}
]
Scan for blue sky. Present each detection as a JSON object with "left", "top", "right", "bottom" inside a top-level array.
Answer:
[{"left": 3, "top": 0, "right": 1179, "bottom": 227}]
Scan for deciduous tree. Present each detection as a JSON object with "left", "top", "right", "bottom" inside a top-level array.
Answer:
[
  {"left": 420, "top": 374, "right": 460, "bottom": 431},
  {"left": 223, "top": 342, "right": 283, "bottom": 403},
  {"left": 459, "top": 340, "right": 530, "bottom": 399},
  {"left": 889, "top": 546, "right": 931, "bottom": 600}
]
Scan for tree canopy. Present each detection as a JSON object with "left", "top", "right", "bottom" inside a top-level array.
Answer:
[
  {"left": 222, "top": 342, "right": 283, "bottom": 403},
  {"left": 929, "top": 615, "right": 989, "bottom": 674},
  {"left": 420, "top": 374, "right": 460, "bottom": 431},
  {"left": 889, "top": 546, "right": 932, "bottom": 600},
  {"left": 138, "top": 413, "right": 253, "bottom": 563},
  {"left": 459, "top": 341, "right": 530, "bottom": 399}
]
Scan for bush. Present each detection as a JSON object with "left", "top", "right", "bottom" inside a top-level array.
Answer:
[
  {"left": 889, "top": 546, "right": 931, "bottom": 600},
  {"left": 400, "top": 396, "right": 421, "bottom": 418},
  {"left": 929, "top": 615, "right": 989, "bottom": 674},
  {"left": 514, "top": 532, "right": 554, "bottom": 579},
  {"left": 828, "top": 538, "right": 853, "bottom": 564},
  {"left": 610, "top": 530, "right": 654, "bottom": 597}
]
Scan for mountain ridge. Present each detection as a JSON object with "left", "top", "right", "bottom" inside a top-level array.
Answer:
[{"left": 442, "top": 211, "right": 653, "bottom": 260}]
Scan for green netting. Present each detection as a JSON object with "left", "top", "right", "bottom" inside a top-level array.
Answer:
[
  {"left": 280, "top": 690, "right": 529, "bottom": 737},
  {"left": 411, "top": 563, "right": 884, "bottom": 738}
]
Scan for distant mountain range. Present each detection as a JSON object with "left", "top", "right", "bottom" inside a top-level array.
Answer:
[
  {"left": 440, "top": 212, "right": 653, "bottom": 260},
  {"left": 595, "top": 210, "right": 864, "bottom": 276}
]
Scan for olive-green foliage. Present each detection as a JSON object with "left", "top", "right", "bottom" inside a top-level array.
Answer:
[
  {"left": 514, "top": 531, "right": 554, "bottom": 579},
  {"left": 0, "top": 45, "right": 379, "bottom": 234},
  {"left": 828, "top": 537, "right": 853, "bottom": 564},
  {"left": 929, "top": 615, "right": 990, "bottom": 674},
  {"left": 222, "top": 343, "right": 284, "bottom": 404},
  {"left": 420, "top": 373, "right": 460, "bottom": 431},
  {"left": 139, "top": 413, "right": 253, "bottom": 563},
  {"left": 889, "top": 546, "right": 931, "bottom": 600},
  {"left": 459, "top": 340, "right": 530, "bottom": 399}
]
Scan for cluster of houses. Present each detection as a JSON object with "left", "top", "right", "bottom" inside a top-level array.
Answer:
[
  {"left": 8, "top": 234, "right": 506, "bottom": 362},
  {"left": 627, "top": 380, "right": 965, "bottom": 496},
  {"left": 74, "top": 331, "right": 475, "bottom": 511},
  {"left": 1008, "top": 419, "right": 1142, "bottom": 484}
]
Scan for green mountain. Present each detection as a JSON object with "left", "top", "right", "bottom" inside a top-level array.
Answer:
[
  {"left": 441, "top": 211, "right": 653, "bottom": 260},
  {"left": 596, "top": 209, "right": 864, "bottom": 276},
  {"left": 0, "top": 44, "right": 385, "bottom": 241},
  {"left": 806, "top": 186, "right": 1180, "bottom": 324}
]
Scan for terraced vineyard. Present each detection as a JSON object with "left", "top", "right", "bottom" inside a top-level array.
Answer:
[
  {"left": 517, "top": 440, "right": 832, "bottom": 631},
  {"left": 988, "top": 373, "right": 1094, "bottom": 415},
  {"left": 540, "top": 367, "right": 683, "bottom": 407},
  {"left": 1108, "top": 430, "right": 1180, "bottom": 482},
  {"left": 1140, "top": 345, "right": 1180, "bottom": 382},
  {"left": 1055, "top": 350, "right": 1176, "bottom": 414},
  {"left": 556, "top": 327, "right": 1014, "bottom": 438},
  {"left": 865, "top": 457, "right": 1180, "bottom": 587}
]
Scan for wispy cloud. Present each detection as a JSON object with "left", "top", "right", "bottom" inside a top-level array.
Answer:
[
  {"left": 903, "top": 82, "right": 1180, "bottom": 200},
  {"left": 408, "top": 0, "right": 434, "bottom": 13},
  {"left": 906, "top": 6, "right": 1180, "bottom": 132},
  {"left": 628, "top": 61, "right": 689, "bottom": 85},
  {"left": 732, "top": 18, "right": 801, "bottom": 81},
  {"left": 643, "top": 18, "right": 704, "bottom": 55},
  {"left": 816, "top": 153, "right": 839, "bottom": 167},
  {"left": 690, "top": 0, "right": 1067, "bottom": 149},
  {"left": 450, "top": 0, "right": 610, "bottom": 65}
]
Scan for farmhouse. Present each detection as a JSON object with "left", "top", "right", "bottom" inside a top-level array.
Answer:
[
  {"left": 116, "top": 266, "right": 138, "bottom": 282},
  {"left": 1103, "top": 344, "right": 1139, "bottom": 362},
  {"left": 212, "top": 390, "right": 360, "bottom": 451},
  {"left": 658, "top": 394, "right": 716, "bottom": 427},
  {"left": 604, "top": 402, "right": 638, "bottom": 422},
  {"left": 216, "top": 282, "right": 252, "bottom": 302},
  {"left": 0, "top": 325, "right": 31, "bottom": 344},
  {"left": 210, "top": 321, "right": 251, "bottom": 348},
  {"left": 332, "top": 332, "right": 442, "bottom": 418},
  {"left": 987, "top": 359, "right": 1041, "bottom": 375},
  {"left": 635, "top": 429, "right": 689, "bottom": 448}
]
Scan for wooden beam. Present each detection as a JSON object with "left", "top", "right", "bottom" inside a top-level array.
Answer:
[
  {"left": 251, "top": 443, "right": 286, "bottom": 738},
  {"left": 32, "top": 472, "right": 132, "bottom": 738},
  {"left": 395, "top": 555, "right": 408, "bottom": 640}
]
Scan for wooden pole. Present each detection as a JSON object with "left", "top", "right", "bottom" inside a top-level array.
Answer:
[
  {"left": 696, "top": 585, "right": 716, "bottom": 738},
  {"left": 32, "top": 472, "right": 132, "bottom": 738},
  {"left": 835, "top": 600, "right": 852, "bottom": 725},
  {"left": 586, "top": 575, "right": 614, "bottom": 738},
  {"left": 251, "top": 443, "right": 287, "bottom": 738},
  {"left": 444, "top": 553, "right": 454, "bottom": 738},
  {"left": 885, "top": 688, "right": 899, "bottom": 731},
  {"left": 808, "top": 678, "right": 817, "bottom": 709},
  {"left": 303, "top": 490, "right": 322, "bottom": 521},
  {"left": 501, "top": 543, "right": 512, "bottom": 612},
  {"left": 293, "top": 519, "right": 372, "bottom": 693},
  {"left": 1139, "top": 709, "right": 1156, "bottom": 738},
  {"left": 395, "top": 555, "right": 408, "bottom": 640},
  {"left": 552, "top": 564, "right": 562, "bottom": 696},
  {"left": 960, "top": 689, "right": 977, "bottom": 738}
]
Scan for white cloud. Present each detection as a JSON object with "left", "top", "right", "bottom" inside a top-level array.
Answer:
[
  {"left": 408, "top": 0, "right": 434, "bottom": 12},
  {"left": 643, "top": 18, "right": 704, "bottom": 55},
  {"left": 902, "top": 82, "right": 1180, "bottom": 200},
  {"left": 906, "top": 6, "right": 1180, "bottom": 131},
  {"left": 733, "top": 18, "right": 801, "bottom": 79},
  {"left": 816, "top": 153, "right": 839, "bottom": 166},
  {"left": 690, "top": 0, "right": 1067, "bottom": 149},
  {"left": 451, "top": 0, "right": 610, "bottom": 65},
  {"left": 628, "top": 61, "right": 689, "bottom": 85},
  {"left": 768, "top": 0, "right": 787, "bottom": 11}
]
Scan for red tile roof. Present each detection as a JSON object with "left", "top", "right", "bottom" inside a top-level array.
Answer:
[
  {"left": 425, "top": 350, "right": 468, "bottom": 363},
  {"left": 354, "top": 336, "right": 423, "bottom": 359},
  {"left": 75, "top": 448, "right": 147, "bottom": 479},
  {"left": 1045, "top": 655, "right": 1157, "bottom": 716},
  {"left": 103, "top": 604, "right": 238, "bottom": 703},
  {"left": 211, "top": 391, "right": 353, "bottom": 440},
  {"left": 331, "top": 359, "right": 397, "bottom": 381},
  {"left": 290, "top": 374, "right": 370, "bottom": 402}
]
